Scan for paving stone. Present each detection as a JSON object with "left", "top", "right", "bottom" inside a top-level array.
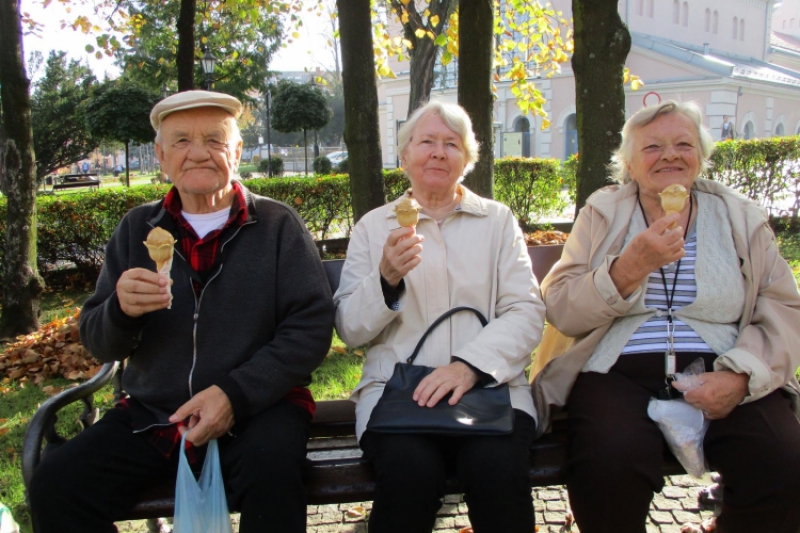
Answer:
[
  {"left": 650, "top": 510, "right": 676, "bottom": 524},
  {"left": 680, "top": 497, "right": 702, "bottom": 511},
  {"left": 543, "top": 512, "right": 566, "bottom": 524},
  {"left": 534, "top": 499, "right": 545, "bottom": 511},
  {"left": 316, "top": 504, "right": 341, "bottom": 515},
  {"left": 434, "top": 516, "right": 455, "bottom": 529},
  {"left": 308, "top": 513, "right": 341, "bottom": 526},
  {"left": 669, "top": 474, "right": 708, "bottom": 488},
  {"left": 535, "top": 512, "right": 545, "bottom": 525},
  {"left": 458, "top": 503, "right": 469, "bottom": 514},
  {"left": 339, "top": 524, "right": 367, "bottom": 533},
  {"left": 653, "top": 494, "right": 683, "bottom": 510},
  {"left": 438, "top": 503, "right": 460, "bottom": 516},
  {"left": 538, "top": 490, "right": 562, "bottom": 501},
  {"left": 307, "top": 505, "right": 319, "bottom": 515},
  {"left": 673, "top": 510, "right": 702, "bottom": 524},
  {"left": 662, "top": 486, "right": 689, "bottom": 499},
  {"left": 444, "top": 494, "right": 463, "bottom": 504},
  {"left": 660, "top": 525, "right": 684, "bottom": 533},
  {"left": 645, "top": 523, "right": 660, "bottom": 533},
  {"left": 454, "top": 515, "right": 471, "bottom": 528},
  {"left": 545, "top": 500, "right": 567, "bottom": 512}
]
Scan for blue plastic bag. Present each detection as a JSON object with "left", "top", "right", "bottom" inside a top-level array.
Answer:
[{"left": 173, "top": 433, "right": 233, "bottom": 533}]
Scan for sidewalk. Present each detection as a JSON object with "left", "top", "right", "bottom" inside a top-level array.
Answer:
[{"left": 116, "top": 474, "right": 716, "bottom": 533}]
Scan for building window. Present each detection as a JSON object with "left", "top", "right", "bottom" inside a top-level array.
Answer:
[
  {"left": 733, "top": 17, "right": 738, "bottom": 39},
  {"left": 636, "top": 0, "right": 643, "bottom": 16},
  {"left": 776, "top": 123, "right": 785, "bottom": 136},
  {"left": 713, "top": 11, "right": 718, "bottom": 34},
  {"left": 647, "top": 0, "right": 654, "bottom": 18},
  {"left": 673, "top": 0, "right": 679, "bottom": 24},
  {"left": 704, "top": 9, "right": 710, "bottom": 32},
  {"left": 743, "top": 121, "right": 755, "bottom": 140},
  {"left": 565, "top": 114, "right": 578, "bottom": 159},
  {"left": 739, "top": 19, "right": 745, "bottom": 40},
  {"left": 791, "top": 18, "right": 796, "bottom": 30},
  {"left": 681, "top": 2, "right": 689, "bottom": 27},
  {"left": 783, "top": 20, "right": 787, "bottom": 30}
]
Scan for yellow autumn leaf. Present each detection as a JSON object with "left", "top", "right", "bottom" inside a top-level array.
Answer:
[
  {"left": 541, "top": 118, "right": 551, "bottom": 130},
  {"left": 414, "top": 28, "right": 426, "bottom": 39},
  {"left": 430, "top": 14, "right": 440, "bottom": 27},
  {"left": 330, "top": 346, "right": 346, "bottom": 355},
  {"left": 354, "top": 349, "right": 365, "bottom": 356},
  {"left": 401, "top": 11, "right": 409, "bottom": 24}
]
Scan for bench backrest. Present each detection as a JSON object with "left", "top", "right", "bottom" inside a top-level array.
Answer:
[{"left": 321, "top": 243, "right": 563, "bottom": 297}]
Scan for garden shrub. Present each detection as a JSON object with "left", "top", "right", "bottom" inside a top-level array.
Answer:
[
  {"left": 257, "top": 157, "right": 285, "bottom": 176},
  {"left": 336, "top": 157, "right": 349, "bottom": 174},
  {"left": 494, "top": 157, "right": 572, "bottom": 230},
  {"left": 705, "top": 136, "right": 800, "bottom": 221},
  {"left": 313, "top": 156, "right": 333, "bottom": 175}
]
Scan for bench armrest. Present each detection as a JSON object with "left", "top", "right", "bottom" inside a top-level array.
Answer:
[{"left": 22, "top": 361, "right": 118, "bottom": 490}]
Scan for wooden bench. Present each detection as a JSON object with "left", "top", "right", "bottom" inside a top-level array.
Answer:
[
  {"left": 49, "top": 173, "right": 101, "bottom": 192},
  {"left": 21, "top": 245, "right": 688, "bottom": 521}
]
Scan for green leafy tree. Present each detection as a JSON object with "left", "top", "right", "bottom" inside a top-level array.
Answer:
[
  {"left": 31, "top": 52, "right": 99, "bottom": 182},
  {"left": 270, "top": 79, "right": 332, "bottom": 176},
  {"left": 85, "top": 82, "right": 159, "bottom": 186},
  {"left": 116, "top": 0, "right": 282, "bottom": 102}
]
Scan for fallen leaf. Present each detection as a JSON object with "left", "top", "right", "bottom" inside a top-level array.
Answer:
[
  {"left": 0, "top": 428, "right": 9, "bottom": 436},
  {"left": 353, "top": 349, "right": 364, "bottom": 356},
  {"left": 345, "top": 505, "right": 365, "bottom": 518},
  {"left": 0, "top": 418, "right": 7, "bottom": 423},
  {"left": 330, "top": 346, "right": 346, "bottom": 355},
  {"left": 459, "top": 528, "right": 474, "bottom": 533}
]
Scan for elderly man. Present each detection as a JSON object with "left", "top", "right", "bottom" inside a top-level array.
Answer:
[{"left": 29, "top": 91, "right": 335, "bottom": 533}]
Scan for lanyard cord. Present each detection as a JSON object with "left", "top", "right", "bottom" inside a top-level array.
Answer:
[{"left": 636, "top": 194, "right": 693, "bottom": 314}]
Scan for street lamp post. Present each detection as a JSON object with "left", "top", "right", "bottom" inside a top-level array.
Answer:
[
  {"left": 310, "top": 76, "right": 320, "bottom": 158},
  {"left": 265, "top": 89, "right": 272, "bottom": 177},
  {"left": 200, "top": 47, "right": 217, "bottom": 91}
]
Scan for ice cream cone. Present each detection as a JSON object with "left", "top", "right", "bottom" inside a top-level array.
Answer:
[
  {"left": 395, "top": 197, "right": 422, "bottom": 228},
  {"left": 144, "top": 227, "right": 176, "bottom": 266},
  {"left": 659, "top": 184, "right": 689, "bottom": 229}
]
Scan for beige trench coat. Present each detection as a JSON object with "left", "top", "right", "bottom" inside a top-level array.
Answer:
[{"left": 335, "top": 185, "right": 546, "bottom": 440}]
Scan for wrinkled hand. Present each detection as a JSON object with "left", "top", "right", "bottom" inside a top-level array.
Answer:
[
  {"left": 169, "top": 385, "right": 235, "bottom": 446},
  {"left": 672, "top": 371, "right": 749, "bottom": 420},
  {"left": 116, "top": 268, "right": 171, "bottom": 317},
  {"left": 610, "top": 214, "right": 685, "bottom": 298},
  {"left": 379, "top": 227, "right": 424, "bottom": 288},
  {"left": 413, "top": 361, "right": 479, "bottom": 408}
]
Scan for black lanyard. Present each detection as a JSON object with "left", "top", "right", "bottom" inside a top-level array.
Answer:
[{"left": 637, "top": 194, "right": 693, "bottom": 385}]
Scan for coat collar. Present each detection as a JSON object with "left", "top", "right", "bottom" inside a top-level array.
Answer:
[{"left": 384, "top": 183, "right": 489, "bottom": 228}]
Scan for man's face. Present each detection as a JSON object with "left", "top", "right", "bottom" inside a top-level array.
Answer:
[{"left": 155, "top": 107, "right": 243, "bottom": 197}]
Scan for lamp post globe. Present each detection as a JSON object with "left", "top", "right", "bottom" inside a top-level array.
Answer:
[{"left": 201, "top": 47, "right": 217, "bottom": 90}]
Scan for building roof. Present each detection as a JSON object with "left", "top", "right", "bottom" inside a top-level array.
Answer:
[
  {"left": 771, "top": 31, "right": 800, "bottom": 55},
  {"left": 632, "top": 32, "right": 800, "bottom": 89}
]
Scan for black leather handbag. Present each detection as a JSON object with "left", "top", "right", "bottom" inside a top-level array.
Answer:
[{"left": 366, "top": 307, "right": 515, "bottom": 436}]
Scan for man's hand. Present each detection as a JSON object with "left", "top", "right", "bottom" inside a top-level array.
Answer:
[
  {"left": 413, "top": 361, "right": 480, "bottom": 408},
  {"left": 116, "top": 268, "right": 172, "bottom": 317},
  {"left": 169, "top": 385, "right": 235, "bottom": 446},
  {"left": 672, "top": 370, "right": 749, "bottom": 420},
  {"left": 610, "top": 214, "right": 685, "bottom": 298},
  {"left": 379, "top": 227, "right": 424, "bottom": 288}
]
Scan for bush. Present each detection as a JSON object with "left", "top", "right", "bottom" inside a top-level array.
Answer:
[
  {"left": 494, "top": 157, "right": 571, "bottom": 230},
  {"left": 251, "top": 154, "right": 261, "bottom": 166},
  {"left": 258, "top": 156, "right": 284, "bottom": 177},
  {"left": 313, "top": 156, "right": 333, "bottom": 175},
  {"left": 336, "top": 157, "right": 349, "bottom": 174},
  {"left": 705, "top": 136, "right": 800, "bottom": 221}
]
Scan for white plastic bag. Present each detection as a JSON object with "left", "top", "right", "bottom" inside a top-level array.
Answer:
[
  {"left": 0, "top": 503, "right": 20, "bottom": 533},
  {"left": 647, "top": 358, "right": 710, "bottom": 478},
  {"left": 173, "top": 434, "right": 233, "bottom": 533}
]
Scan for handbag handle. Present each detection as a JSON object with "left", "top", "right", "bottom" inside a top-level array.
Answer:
[{"left": 407, "top": 306, "right": 488, "bottom": 364}]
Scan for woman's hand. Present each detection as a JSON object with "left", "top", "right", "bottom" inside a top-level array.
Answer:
[
  {"left": 413, "top": 361, "right": 480, "bottom": 408},
  {"left": 672, "top": 370, "right": 749, "bottom": 420},
  {"left": 380, "top": 227, "right": 424, "bottom": 288},
  {"left": 610, "top": 213, "right": 685, "bottom": 298}
]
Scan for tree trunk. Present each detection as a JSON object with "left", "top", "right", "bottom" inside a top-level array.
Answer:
[
  {"left": 407, "top": 36, "right": 437, "bottom": 118},
  {"left": 572, "top": 0, "right": 631, "bottom": 215},
  {"left": 176, "top": 0, "right": 196, "bottom": 92},
  {"left": 0, "top": 0, "right": 44, "bottom": 337},
  {"left": 391, "top": 0, "right": 455, "bottom": 118},
  {"left": 458, "top": 0, "right": 494, "bottom": 199},
  {"left": 337, "top": 0, "right": 385, "bottom": 222}
]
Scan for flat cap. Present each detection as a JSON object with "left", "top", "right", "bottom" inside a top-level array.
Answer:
[{"left": 150, "top": 90, "right": 243, "bottom": 130}]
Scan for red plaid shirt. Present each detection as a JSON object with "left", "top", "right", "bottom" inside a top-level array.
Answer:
[{"left": 125, "top": 182, "right": 315, "bottom": 462}]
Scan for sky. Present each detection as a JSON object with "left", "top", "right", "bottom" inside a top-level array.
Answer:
[{"left": 20, "top": 0, "right": 335, "bottom": 82}]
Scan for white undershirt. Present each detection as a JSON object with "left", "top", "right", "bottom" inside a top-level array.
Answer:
[{"left": 181, "top": 208, "right": 231, "bottom": 239}]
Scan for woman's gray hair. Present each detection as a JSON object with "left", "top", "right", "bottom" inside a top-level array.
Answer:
[
  {"left": 397, "top": 100, "right": 480, "bottom": 176},
  {"left": 610, "top": 100, "right": 715, "bottom": 184}
]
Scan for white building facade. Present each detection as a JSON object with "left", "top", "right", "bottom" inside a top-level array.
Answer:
[{"left": 375, "top": 0, "right": 800, "bottom": 167}]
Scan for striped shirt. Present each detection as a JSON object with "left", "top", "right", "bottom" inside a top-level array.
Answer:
[{"left": 621, "top": 228, "right": 715, "bottom": 355}]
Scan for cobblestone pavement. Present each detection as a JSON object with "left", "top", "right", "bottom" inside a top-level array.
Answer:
[{"left": 115, "top": 474, "right": 716, "bottom": 533}]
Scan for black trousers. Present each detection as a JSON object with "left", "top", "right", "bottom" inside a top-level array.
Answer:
[
  {"left": 29, "top": 400, "right": 311, "bottom": 533},
  {"left": 361, "top": 409, "right": 536, "bottom": 533},
  {"left": 565, "top": 352, "right": 800, "bottom": 533}
]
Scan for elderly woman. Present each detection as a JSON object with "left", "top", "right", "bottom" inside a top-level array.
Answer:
[
  {"left": 531, "top": 100, "right": 800, "bottom": 533},
  {"left": 334, "top": 100, "right": 545, "bottom": 533}
]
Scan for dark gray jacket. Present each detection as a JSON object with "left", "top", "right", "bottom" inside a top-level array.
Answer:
[{"left": 80, "top": 184, "right": 334, "bottom": 430}]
